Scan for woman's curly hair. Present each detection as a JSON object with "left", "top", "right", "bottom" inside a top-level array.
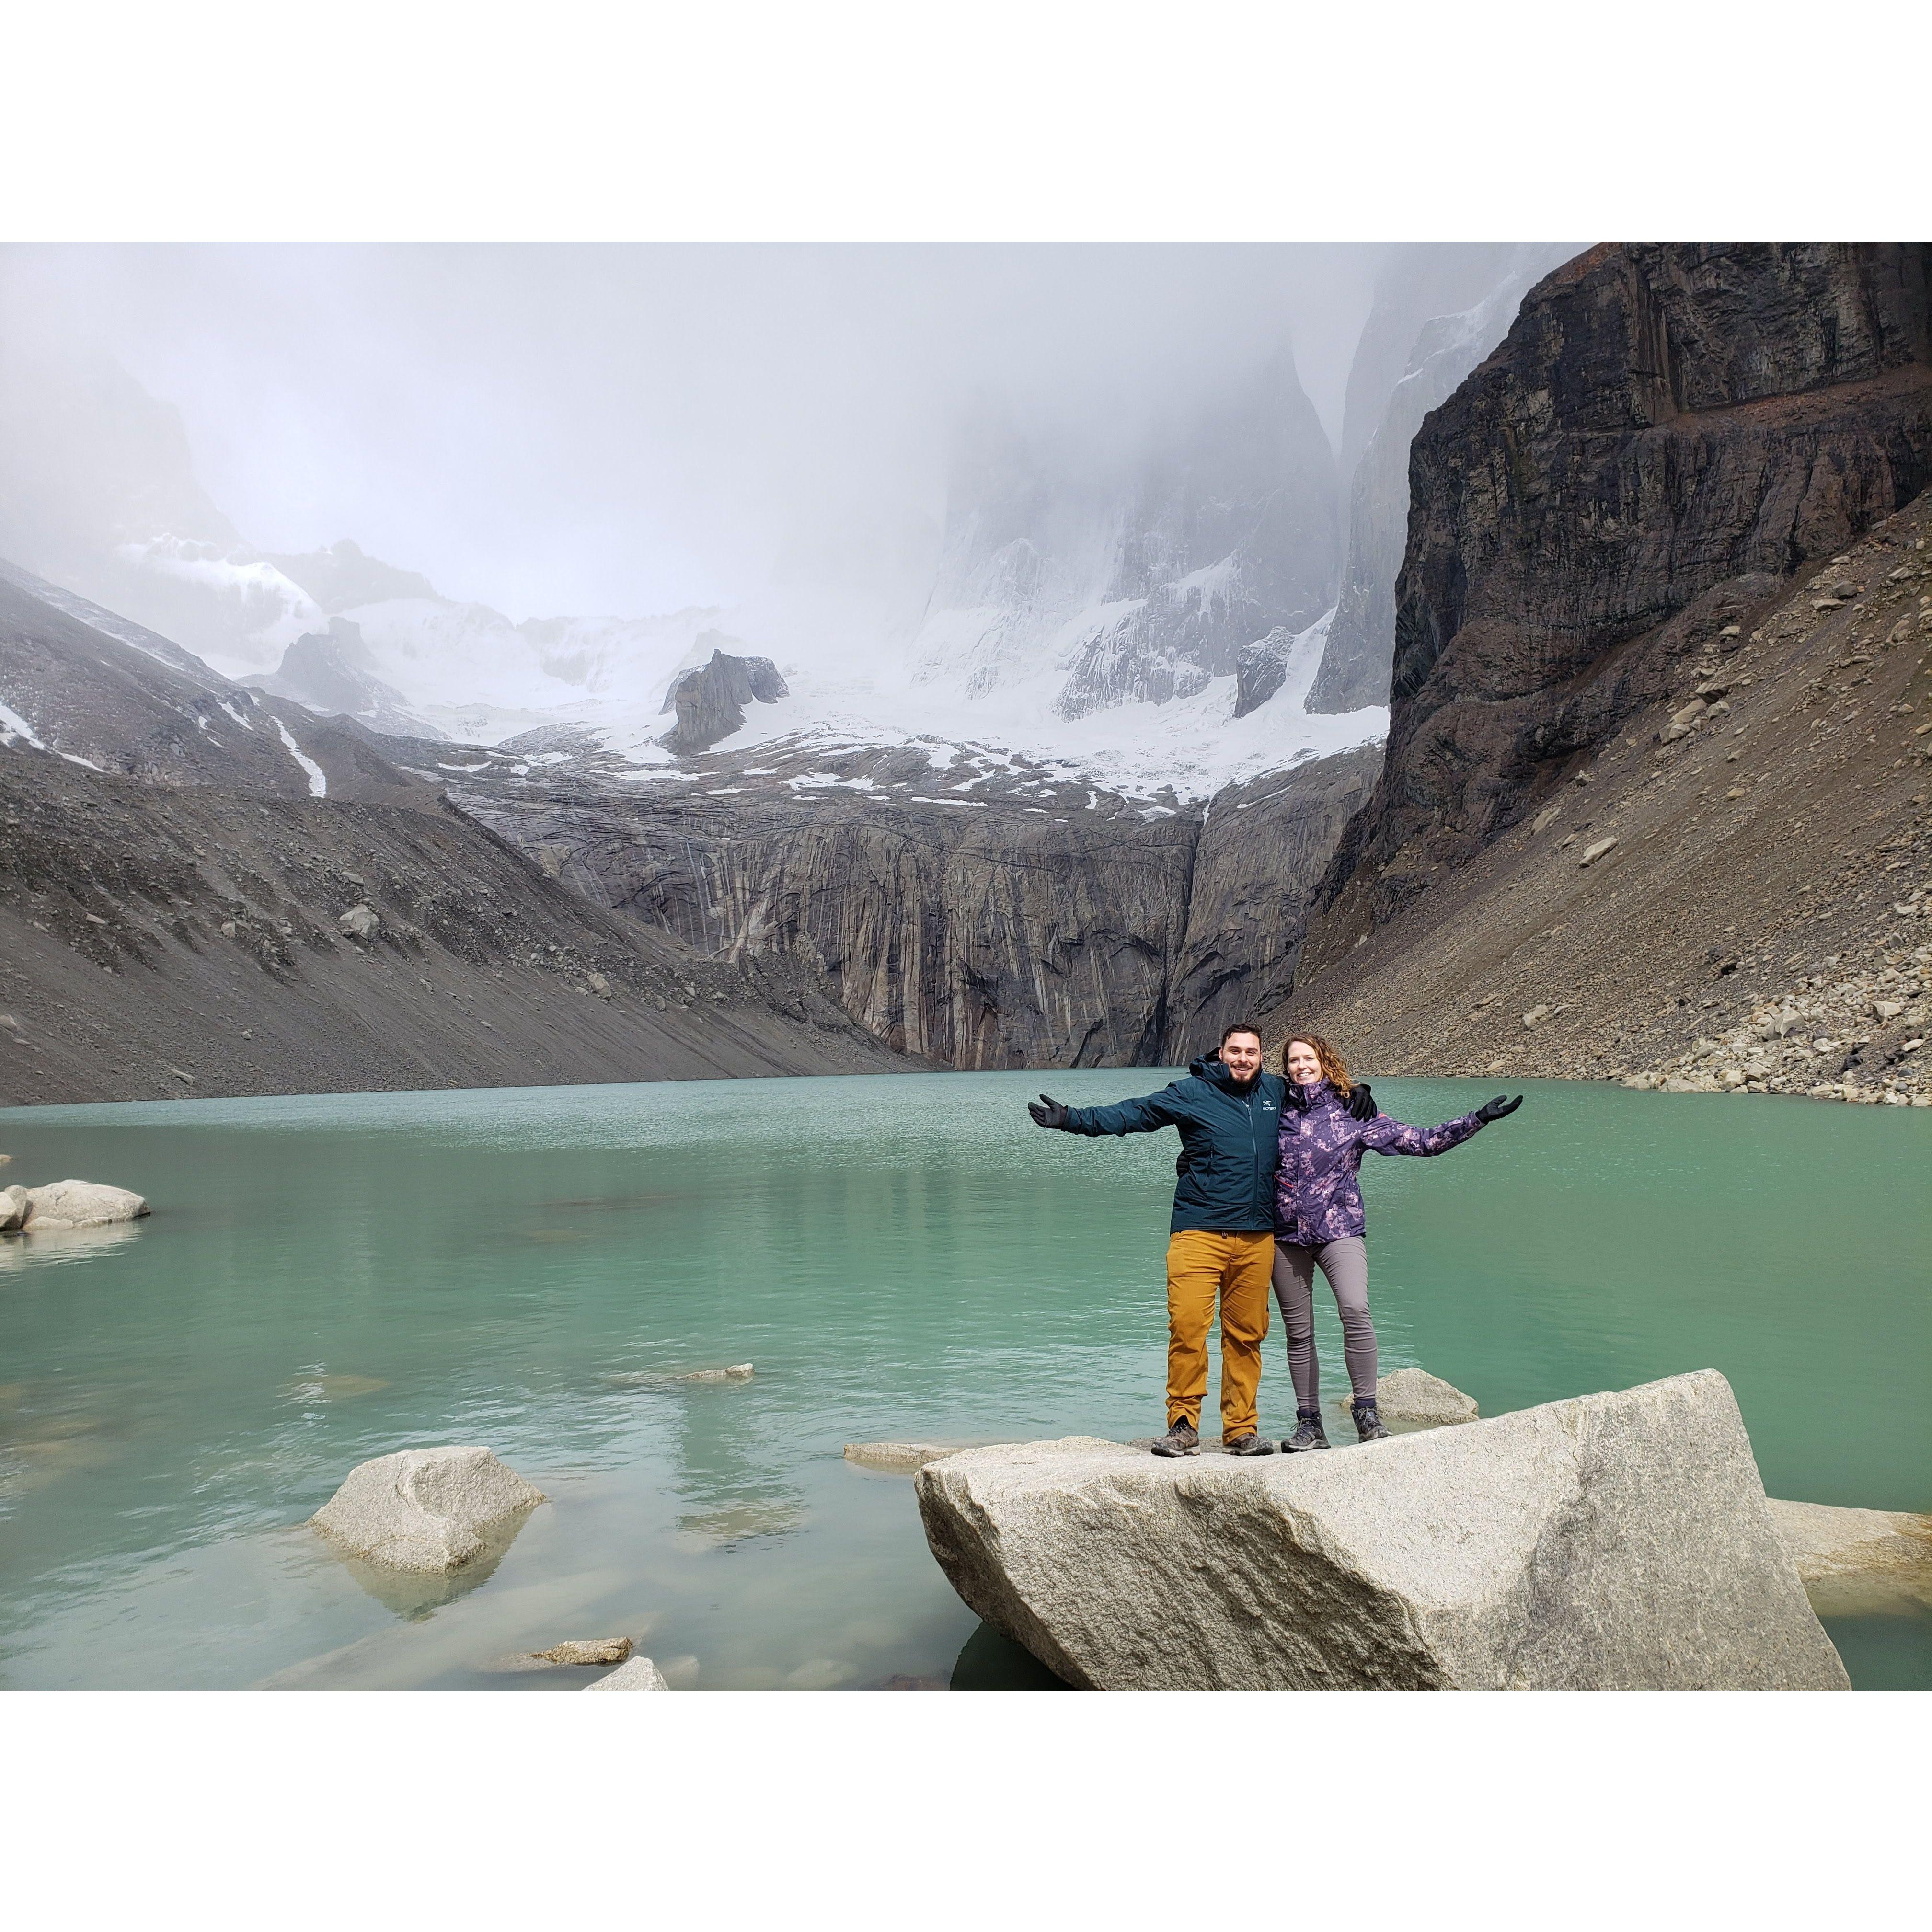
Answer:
[{"left": 1279, "top": 1031, "right": 1352, "bottom": 1097}]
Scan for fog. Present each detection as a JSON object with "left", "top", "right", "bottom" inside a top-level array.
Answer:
[{"left": 0, "top": 244, "right": 1386, "bottom": 620}]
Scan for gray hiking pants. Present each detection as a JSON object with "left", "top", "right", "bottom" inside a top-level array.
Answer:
[{"left": 1271, "top": 1236, "right": 1375, "bottom": 1411}]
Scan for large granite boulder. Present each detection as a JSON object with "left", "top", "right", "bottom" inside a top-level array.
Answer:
[
  {"left": 21, "top": 1180, "right": 150, "bottom": 1229},
  {"left": 311, "top": 1446, "right": 547, "bottom": 1572},
  {"left": 914, "top": 1371, "right": 1848, "bottom": 1689},
  {"left": 0, "top": 1184, "right": 30, "bottom": 1231}
]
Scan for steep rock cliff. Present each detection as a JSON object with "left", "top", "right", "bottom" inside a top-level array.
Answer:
[
  {"left": 1160, "top": 745, "right": 1384, "bottom": 1051},
  {"left": 455, "top": 728, "right": 1382, "bottom": 1070},
  {"left": 1308, "top": 243, "right": 1580, "bottom": 714},
  {"left": 1301, "top": 241, "right": 1932, "bottom": 965},
  {"left": 1276, "top": 486, "right": 1932, "bottom": 1095}
]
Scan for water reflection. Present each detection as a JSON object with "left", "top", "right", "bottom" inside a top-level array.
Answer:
[
  {"left": 0, "top": 1222, "right": 142, "bottom": 1272},
  {"left": 664, "top": 1373, "right": 805, "bottom": 1550},
  {"left": 950, "top": 1622, "right": 1071, "bottom": 1690},
  {"left": 315, "top": 1504, "right": 543, "bottom": 1621}
]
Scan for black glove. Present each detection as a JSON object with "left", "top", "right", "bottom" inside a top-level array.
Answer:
[
  {"left": 1476, "top": 1094, "right": 1523, "bottom": 1124},
  {"left": 1346, "top": 1082, "right": 1378, "bottom": 1122},
  {"left": 1284, "top": 1081, "right": 1311, "bottom": 1113},
  {"left": 1027, "top": 1093, "right": 1070, "bottom": 1130}
]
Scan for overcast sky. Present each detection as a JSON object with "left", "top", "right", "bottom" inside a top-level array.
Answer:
[{"left": 3, "top": 244, "right": 1387, "bottom": 619}]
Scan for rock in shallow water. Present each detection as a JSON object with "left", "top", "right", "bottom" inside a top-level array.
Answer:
[
  {"left": 1766, "top": 1497, "right": 1932, "bottom": 1578},
  {"left": 1332, "top": 1368, "right": 1479, "bottom": 1429},
  {"left": 914, "top": 1372, "right": 1847, "bottom": 1689},
  {"left": 843, "top": 1441, "right": 969, "bottom": 1473},
  {"left": 311, "top": 1446, "right": 547, "bottom": 1573},
  {"left": 1765, "top": 1496, "right": 1932, "bottom": 1614},
  {"left": 584, "top": 1656, "right": 669, "bottom": 1691},
  {"left": 535, "top": 1637, "right": 633, "bottom": 1666},
  {"left": 18, "top": 1180, "right": 149, "bottom": 1230}
]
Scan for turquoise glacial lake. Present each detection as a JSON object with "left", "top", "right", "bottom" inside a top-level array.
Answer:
[{"left": 0, "top": 1072, "right": 1926, "bottom": 1690}]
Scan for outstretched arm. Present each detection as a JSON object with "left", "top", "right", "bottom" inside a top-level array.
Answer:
[
  {"left": 1033, "top": 1084, "right": 1189, "bottom": 1137},
  {"left": 1359, "top": 1093, "right": 1521, "bottom": 1156},
  {"left": 1361, "top": 1108, "right": 1481, "bottom": 1157}
]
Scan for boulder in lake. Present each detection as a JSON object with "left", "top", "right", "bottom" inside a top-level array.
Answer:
[
  {"left": 1765, "top": 1497, "right": 1932, "bottom": 1578},
  {"left": 584, "top": 1656, "right": 669, "bottom": 1691},
  {"left": 1765, "top": 1498, "right": 1932, "bottom": 1613},
  {"left": 21, "top": 1180, "right": 150, "bottom": 1230},
  {"left": 535, "top": 1637, "right": 632, "bottom": 1666},
  {"left": 914, "top": 1372, "right": 1848, "bottom": 1689},
  {"left": 0, "top": 1184, "right": 30, "bottom": 1232},
  {"left": 311, "top": 1445, "right": 547, "bottom": 1572},
  {"left": 678, "top": 1363, "right": 753, "bottom": 1382},
  {"left": 1333, "top": 1367, "right": 1479, "bottom": 1429}
]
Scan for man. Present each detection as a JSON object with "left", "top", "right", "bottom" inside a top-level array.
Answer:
[{"left": 1029, "top": 1024, "right": 1375, "bottom": 1457}]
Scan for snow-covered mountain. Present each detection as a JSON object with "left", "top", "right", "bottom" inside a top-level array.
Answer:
[
  {"left": 0, "top": 330, "right": 1392, "bottom": 800},
  {"left": 911, "top": 343, "right": 1340, "bottom": 721}
]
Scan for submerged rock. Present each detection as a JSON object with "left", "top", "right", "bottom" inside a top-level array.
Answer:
[
  {"left": 1767, "top": 1498, "right": 1932, "bottom": 1615},
  {"left": 914, "top": 1373, "right": 1847, "bottom": 1689},
  {"left": 584, "top": 1656, "right": 670, "bottom": 1691},
  {"left": 311, "top": 1445, "right": 547, "bottom": 1573},
  {"left": 19, "top": 1180, "right": 150, "bottom": 1230},
  {"left": 536, "top": 1637, "right": 633, "bottom": 1666},
  {"left": 844, "top": 1441, "right": 969, "bottom": 1473},
  {"left": 486, "top": 1636, "right": 636, "bottom": 1671},
  {"left": 678, "top": 1363, "right": 754, "bottom": 1382}
]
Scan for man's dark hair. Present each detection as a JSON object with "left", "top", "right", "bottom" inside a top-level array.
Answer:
[{"left": 1219, "top": 1021, "right": 1264, "bottom": 1050}]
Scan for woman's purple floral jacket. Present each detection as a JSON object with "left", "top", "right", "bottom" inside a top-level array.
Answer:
[{"left": 1273, "top": 1079, "right": 1485, "bottom": 1246}]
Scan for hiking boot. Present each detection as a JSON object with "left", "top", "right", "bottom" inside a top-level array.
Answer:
[
  {"left": 1150, "top": 1418, "right": 1200, "bottom": 1457},
  {"left": 1350, "top": 1398, "right": 1391, "bottom": 1442},
  {"left": 1223, "top": 1433, "right": 1275, "bottom": 1457},
  {"left": 1281, "top": 1409, "right": 1329, "bottom": 1453}
]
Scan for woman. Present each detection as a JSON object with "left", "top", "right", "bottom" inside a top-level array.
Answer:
[{"left": 1272, "top": 1033, "right": 1520, "bottom": 1450}]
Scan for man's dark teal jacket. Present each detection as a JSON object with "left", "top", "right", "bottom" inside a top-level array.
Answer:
[{"left": 1060, "top": 1055, "right": 1287, "bottom": 1233}]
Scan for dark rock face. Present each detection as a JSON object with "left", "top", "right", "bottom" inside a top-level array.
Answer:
[
  {"left": 459, "top": 733, "right": 1384, "bottom": 1071},
  {"left": 1304, "top": 242, "right": 1932, "bottom": 954},
  {"left": 658, "top": 639, "right": 789, "bottom": 755},
  {"left": 480, "top": 784, "right": 1196, "bottom": 1068},
  {"left": 1161, "top": 745, "right": 1384, "bottom": 1052},
  {"left": 1232, "top": 628, "right": 1295, "bottom": 717},
  {"left": 1308, "top": 244, "right": 1581, "bottom": 715}
]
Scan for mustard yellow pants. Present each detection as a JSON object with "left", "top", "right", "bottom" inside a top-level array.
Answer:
[{"left": 1164, "top": 1230, "right": 1274, "bottom": 1439}]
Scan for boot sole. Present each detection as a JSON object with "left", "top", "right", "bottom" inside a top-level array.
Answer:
[
  {"left": 1281, "top": 1440, "right": 1331, "bottom": 1453},
  {"left": 1150, "top": 1442, "right": 1200, "bottom": 1457}
]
